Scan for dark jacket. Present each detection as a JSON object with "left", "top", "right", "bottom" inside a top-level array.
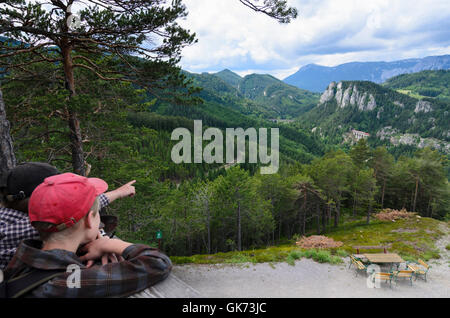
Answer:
[{"left": 4, "top": 240, "right": 172, "bottom": 298}]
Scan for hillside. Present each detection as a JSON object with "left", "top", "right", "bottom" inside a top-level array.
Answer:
[
  {"left": 299, "top": 80, "right": 450, "bottom": 153},
  {"left": 215, "top": 69, "right": 242, "bottom": 88},
  {"left": 185, "top": 70, "right": 320, "bottom": 119},
  {"left": 384, "top": 70, "right": 450, "bottom": 102},
  {"left": 150, "top": 92, "right": 325, "bottom": 165},
  {"left": 239, "top": 74, "right": 319, "bottom": 118},
  {"left": 284, "top": 55, "right": 450, "bottom": 93}
]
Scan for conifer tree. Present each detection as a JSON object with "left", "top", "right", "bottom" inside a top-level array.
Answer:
[{"left": 1, "top": 0, "right": 197, "bottom": 175}]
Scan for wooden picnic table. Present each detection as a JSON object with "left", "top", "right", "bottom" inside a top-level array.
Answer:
[{"left": 364, "top": 253, "right": 404, "bottom": 264}]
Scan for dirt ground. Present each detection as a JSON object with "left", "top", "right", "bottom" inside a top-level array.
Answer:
[{"left": 172, "top": 225, "right": 450, "bottom": 298}]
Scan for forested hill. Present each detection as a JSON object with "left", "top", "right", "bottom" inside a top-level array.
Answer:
[
  {"left": 185, "top": 70, "right": 320, "bottom": 119},
  {"left": 148, "top": 73, "right": 326, "bottom": 164},
  {"left": 215, "top": 69, "right": 243, "bottom": 88},
  {"left": 383, "top": 70, "right": 450, "bottom": 102},
  {"left": 298, "top": 80, "right": 450, "bottom": 153}
]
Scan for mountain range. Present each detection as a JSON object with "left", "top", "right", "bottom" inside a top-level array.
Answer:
[
  {"left": 163, "top": 56, "right": 450, "bottom": 158},
  {"left": 176, "top": 67, "right": 449, "bottom": 155},
  {"left": 283, "top": 55, "right": 450, "bottom": 93}
]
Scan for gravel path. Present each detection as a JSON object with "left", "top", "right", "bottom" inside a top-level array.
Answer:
[{"left": 173, "top": 225, "right": 450, "bottom": 298}]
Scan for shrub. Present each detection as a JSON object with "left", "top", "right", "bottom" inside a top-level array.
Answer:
[
  {"left": 225, "top": 254, "right": 253, "bottom": 264},
  {"left": 335, "top": 249, "right": 348, "bottom": 257},
  {"left": 286, "top": 250, "right": 303, "bottom": 266},
  {"left": 313, "top": 250, "right": 332, "bottom": 263},
  {"left": 289, "top": 251, "right": 303, "bottom": 260}
]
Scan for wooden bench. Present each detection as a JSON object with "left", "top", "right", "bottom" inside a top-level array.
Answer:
[
  {"left": 372, "top": 272, "right": 394, "bottom": 288},
  {"left": 353, "top": 245, "right": 389, "bottom": 254},
  {"left": 408, "top": 259, "right": 431, "bottom": 282},
  {"left": 351, "top": 257, "right": 370, "bottom": 277},
  {"left": 392, "top": 270, "right": 414, "bottom": 286},
  {"left": 348, "top": 254, "right": 360, "bottom": 269}
]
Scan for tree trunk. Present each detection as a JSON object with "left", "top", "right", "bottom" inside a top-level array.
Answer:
[
  {"left": 302, "top": 212, "right": 306, "bottom": 235},
  {"left": 381, "top": 179, "right": 386, "bottom": 208},
  {"left": 62, "top": 44, "right": 85, "bottom": 176},
  {"left": 322, "top": 207, "right": 327, "bottom": 233},
  {"left": 316, "top": 204, "right": 321, "bottom": 234},
  {"left": 413, "top": 177, "right": 419, "bottom": 212},
  {"left": 68, "top": 110, "right": 85, "bottom": 175},
  {"left": 299, "top": 190, "right": 307, "bottom": 235},
  {"left": 278, "top": 209, "right": 282, "bottom": 241},
  {"left": 0, "top": 87, "right": 16, "bottom": 179},
  {"left": 367, "top": 194, "right": 373, "bottom": 225},
  {"left": 426, "top": 196, "right": 432, "bottom": 218},
  {"left": 237, "top": 201, "right": 242, "bottom": 252},
  {"left": 326, "top": 196, "right": 331, "bottom": 226},
  {"left": 206, "top": 203, "right": 211, "bottom": 254},
  {"left": 334, "top": 199, "right": 340, "bottom": 227}
]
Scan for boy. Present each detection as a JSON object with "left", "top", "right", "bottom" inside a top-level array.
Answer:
[
  {"left": 3, "top": 173, "right": 171, "bottom": 298},
  {"left": 0, "top": 162, "right": 136, "bottom": 270}
]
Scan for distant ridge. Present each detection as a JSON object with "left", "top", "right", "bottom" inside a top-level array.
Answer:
[
  {"left": 215, "top": 69, "right": 242, "bottom": 88},
  {"left": 284, "top": 55, "right": 450, "bottom": 93},
  {"left": 183, "top": 69, "right": 320, "bottom": 119}
]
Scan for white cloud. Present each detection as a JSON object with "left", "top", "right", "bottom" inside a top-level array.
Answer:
[{"left": 179, "top": 0, "right": 450, "bottom": 79}]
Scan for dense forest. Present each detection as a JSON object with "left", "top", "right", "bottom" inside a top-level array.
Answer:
[{"left": 0, "top": 0, "right": 448, "bottom": 258}]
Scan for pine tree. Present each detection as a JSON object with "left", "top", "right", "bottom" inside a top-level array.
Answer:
[{"left": 1, "top": 0, "right": 197, "bottom": 175}]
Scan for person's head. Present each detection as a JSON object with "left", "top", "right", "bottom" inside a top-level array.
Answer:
[
  {"left": 29, "top": 173, "right": 108, "bottom": 244},
  {"left": 0, "top": 162, "right": 60, "bottom": 212}
]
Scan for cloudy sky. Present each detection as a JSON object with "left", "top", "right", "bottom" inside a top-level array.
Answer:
[{"left": 178, "top": 0, "right": 450, "bottom": 79}]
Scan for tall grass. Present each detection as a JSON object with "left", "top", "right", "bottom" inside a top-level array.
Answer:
[{"left": 286, "top": 249, "right": 344, "bottom": 266}]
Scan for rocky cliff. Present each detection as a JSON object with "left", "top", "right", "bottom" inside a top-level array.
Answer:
[{"left": 301, "top": 80, "right": 450, "bottom": 153}]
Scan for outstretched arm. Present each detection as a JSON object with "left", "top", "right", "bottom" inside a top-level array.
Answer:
[{"left": 104, "top": 180, "right": 136, "bottom": 204}]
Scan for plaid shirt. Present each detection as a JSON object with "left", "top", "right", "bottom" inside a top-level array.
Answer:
[
  {"left": 0, "top": 194, "right": 110, "bottom": 270},
  {"left": 4, "top": 239, "right": 172, "bottom": 298}
]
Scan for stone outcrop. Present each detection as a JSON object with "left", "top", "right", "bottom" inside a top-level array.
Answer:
[
  {"left": 414, "top": 100, "right": 433, "bottom": 113},
  {"left": 320, "top": 82, "right": 336, "bottom": 104},
  {"left": 319, "top": 81, "right": 377, "bottom": 111},
  {"left": 394, "top": 101, "right": 404, "bottom": 108},
  {"left": 377, "top": 127, "right": 450, "bottom": 154}
]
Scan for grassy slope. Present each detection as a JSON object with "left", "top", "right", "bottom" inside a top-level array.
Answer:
[
  {"left": 384, "top": 70, "right": 450, "bottom": 102},
  {"left": 170, "top": 217, "right": 447, "bottom": 266}
]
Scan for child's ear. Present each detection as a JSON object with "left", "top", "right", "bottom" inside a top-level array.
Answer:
[{"left": 84, "top": 211, "right": 94, "bottom": 229}]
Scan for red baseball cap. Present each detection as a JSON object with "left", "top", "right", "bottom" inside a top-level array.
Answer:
[{"left": 29, "top": 173, "right": 108, "bottom": 232}]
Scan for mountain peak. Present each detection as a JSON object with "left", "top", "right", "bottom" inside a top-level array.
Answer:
[
  {"left": 283, "top": 55, "right": 450, "bottom": 93},
  {"left": 215, "top": 69, "right": 242, "bottom": 88},
  {"left": 217, "top": 69, "right": 241, "bottom": 77}
]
